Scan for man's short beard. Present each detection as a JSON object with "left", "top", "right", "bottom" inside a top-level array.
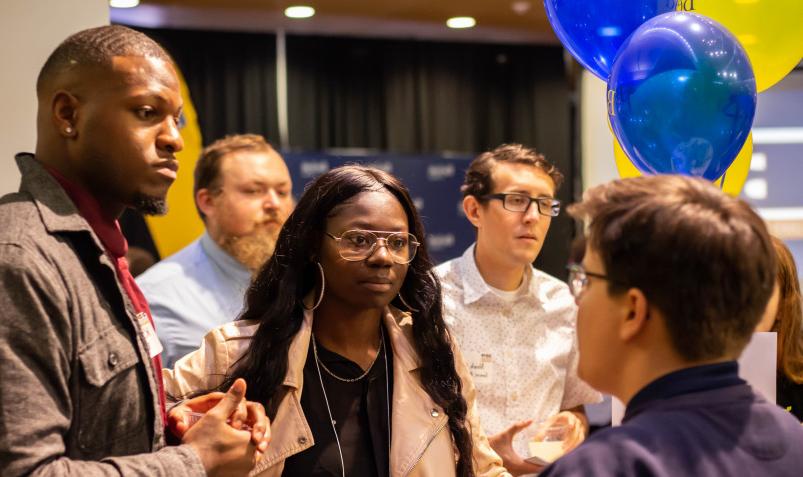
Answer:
[
  {"left": 132, "top": 193, "right": 168, "bottom": 216},
  {"left": 219, "top": 226, "right": 278, "bottom": 274}
]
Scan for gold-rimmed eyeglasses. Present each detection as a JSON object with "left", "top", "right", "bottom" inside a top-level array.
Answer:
[{"left": 326, "top": 229, "right": 420, "bottom": 264}]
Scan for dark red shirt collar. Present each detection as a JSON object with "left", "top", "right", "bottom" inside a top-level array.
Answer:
[{"left": 43, "top": 165, "right": 128, "bottom": 258}]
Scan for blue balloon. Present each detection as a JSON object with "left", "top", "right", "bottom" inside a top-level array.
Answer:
[
  {"left": 544, "top": 0, "right": 675, "bottom": 80},
  {"left": 607, "top": 12, "right": 756, "bottom": 181}
]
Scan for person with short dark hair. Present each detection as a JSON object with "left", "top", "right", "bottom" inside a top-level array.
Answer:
[
  {"left": 0, "top": 25, "right": 269, "bottom": 476},
  {"left": 435, "top": 144, "right": 600, "bottom": 475},
  {"left": 541, "top": 175, "right": 803, "bottom": 476},
  {"left": 137, "top": 133, "right": 294, "bottom": 367},
  {"left": 163, "top": 165, "right": 511, "bottom": 477}
]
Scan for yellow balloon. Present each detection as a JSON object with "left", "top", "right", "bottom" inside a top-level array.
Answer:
[
  {"left": 613, "top": 132, "right": 753, "bottom": 197},
  {"left": 678, "top": 0, "right": 803, "bottom": 92}
]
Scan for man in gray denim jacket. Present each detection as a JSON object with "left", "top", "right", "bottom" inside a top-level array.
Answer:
[{"left": 0, "top": 26, "right": 269, "bottom": 476}]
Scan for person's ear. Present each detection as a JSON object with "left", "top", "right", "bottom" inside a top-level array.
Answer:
[
  {"left": 463, "top": 195, "right": 483, "bottom": 228},
  {"left": 196, "top": 188, "right": 218, "bottom": 219},
  {"left": 619, "top": 288, "right": 650, "bottom": 342},
  {"left": 52, "top": 90, "right": 79, "bottom": 138}
]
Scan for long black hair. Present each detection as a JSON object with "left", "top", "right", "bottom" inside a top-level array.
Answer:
[{"left": 220, "top": 165, "right": 475, "bottom": 476}]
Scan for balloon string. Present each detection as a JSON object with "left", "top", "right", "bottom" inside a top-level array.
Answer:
[{"left": 719, "top": 171, "right": 727, "bottom": 190}]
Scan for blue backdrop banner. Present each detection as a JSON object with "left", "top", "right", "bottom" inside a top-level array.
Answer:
[{"left": 283, "top": 151, "right": 476, "bottom": 265}]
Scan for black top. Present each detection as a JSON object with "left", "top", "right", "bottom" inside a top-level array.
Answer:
[
  {"left": 777, "top": 372, "right": 803, "bottom": 422},
  {"left": 282, "top": 328, "right": 393, "bottom": 477}
]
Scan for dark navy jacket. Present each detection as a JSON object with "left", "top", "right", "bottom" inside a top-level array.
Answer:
[{"left": 541, "top": 362, "right": 803, "bottom": 476}]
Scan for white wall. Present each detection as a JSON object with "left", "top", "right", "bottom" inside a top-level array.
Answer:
[
  {"left": 580, "top": 70, "right": 618, "bottom": 191},
  {"left": 0, "top": 0, "right": 108, "bottom": 195}
]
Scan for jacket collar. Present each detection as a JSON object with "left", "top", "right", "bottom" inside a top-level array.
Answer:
[
  {"left": 16, "top": 153, "right": 97, "bottom": 236},
  {"left": 282, "top": 307, "right": 313, "bottom": 389},
  {"left": 259, "top": 304, "right": 439, "bottom": 476},
  {"left": 44, "top": 158, "right": 129, "bottom": 258},
  {"left": 383, "top": 307, "right": 421, "bottom": 373},
  {"left": 282, "top": 304, "right": 421, "bottom": 390}
]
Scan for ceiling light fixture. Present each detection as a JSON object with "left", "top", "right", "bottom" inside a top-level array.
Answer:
[
  {"left": 109, "top": 0, "right": 140, "bottom": 8},
  {"left": 447, "top": 17, "right": 476, "bottom": 29},
  {"left": 285, "top": 6, "right": 316, "bottom": 19},
  {"left": 511, "top": 1, "right": 532, "bottom": 15}
]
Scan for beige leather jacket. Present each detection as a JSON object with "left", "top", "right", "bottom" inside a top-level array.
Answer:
[{"left": 164, "top": 306, "right": 511, "bottom": 477}]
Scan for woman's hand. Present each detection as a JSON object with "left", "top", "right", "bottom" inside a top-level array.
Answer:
[
  {"left": 168, "top": 391, "right": 228, "bottom": 439},
  {"left": 168, "top": 379, "right": 271, "bottom": 460}
]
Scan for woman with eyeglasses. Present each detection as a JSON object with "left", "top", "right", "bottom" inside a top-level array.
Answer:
[{"left": 163, "top": 165, "right": 510, "bottom": 477}]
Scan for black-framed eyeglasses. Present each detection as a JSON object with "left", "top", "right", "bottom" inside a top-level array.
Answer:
[
  {"left": 481, "top": 193, "right": 561, "bottom": 217},
  {"left": 566, "top": 263, "right": 620, "bottom": 298},
  {"left": 325, "top": 229, "right": 420, "bottom": 264}
]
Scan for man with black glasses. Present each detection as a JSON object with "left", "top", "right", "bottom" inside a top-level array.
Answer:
[
  {"left": 435, "top": 144, "right": 600, "bottom": 475},
  {"left": 540, "top": 175, "right": 803, "bottom": 476}
]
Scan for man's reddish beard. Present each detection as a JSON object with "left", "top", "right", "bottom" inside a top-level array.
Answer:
[{"left": 219, "top": 221, "right": 281, "bottom": 273}]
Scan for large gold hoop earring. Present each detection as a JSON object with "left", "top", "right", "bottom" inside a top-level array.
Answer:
[
  {"left": 303, "top": 261, "right": 326, "bottom": 311},
  {"left": 397, "top": 292, "right": 418, "bottom": 313}
]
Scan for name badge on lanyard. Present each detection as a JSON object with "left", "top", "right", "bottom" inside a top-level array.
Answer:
[{"left": 136, "top": 312, "right": 163, "bottom": 358}]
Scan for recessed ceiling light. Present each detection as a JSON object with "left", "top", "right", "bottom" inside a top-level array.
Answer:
[
  {"left": 109, "top": 0, "right": 139, "bottom": 8},
  {"left": 285, "top": 6, "right": 316, "bottom": 19},
  {"left": 447, "top": 17, "right": 476, "bottom": 29},
  {"left": 511, "top": 1, "right": 532, "bottom": 15}
]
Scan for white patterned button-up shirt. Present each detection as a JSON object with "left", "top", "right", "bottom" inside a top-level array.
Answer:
[{"left": 435, "top": 244, "right": 601, "bottom": 456}]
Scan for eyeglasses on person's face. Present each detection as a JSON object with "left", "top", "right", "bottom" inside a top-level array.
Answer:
[
  {"left": 325, "top": 229, "right": 420, "bottom": 264},
  {"left": 566, "top": 263, "right": 620, "bottom": 298},
  {"left": 481, "top": 193, "right": 561, "bottom": 217}
]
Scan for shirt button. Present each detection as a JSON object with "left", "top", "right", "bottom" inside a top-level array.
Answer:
[
  {"left": 511, "top": 392, "right": 518, "bottom": 402},
  {"left": 108, "top": 352, "right": 119, "bottom": 368},
  {"left": 431, "top": 409, "right": 440, "bottom": 418},
  {"left": 298, "top": 436, "right": 307, "bottom": 445}
]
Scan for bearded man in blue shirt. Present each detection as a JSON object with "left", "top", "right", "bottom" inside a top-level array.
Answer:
[{"left": 137, "top": 134, "right": 293, "bottom": 367}]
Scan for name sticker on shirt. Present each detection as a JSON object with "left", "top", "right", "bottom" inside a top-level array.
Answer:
[
  {"left": 465, "top": 351, "right": 495, "bottom": 385},
  {"left": 136, "top": 312, "right": 164, "bottom": 358}
]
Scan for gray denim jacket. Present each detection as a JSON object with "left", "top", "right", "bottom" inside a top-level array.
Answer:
[{"left": 0, "top": 155, "right": 205, "bottom": 476}]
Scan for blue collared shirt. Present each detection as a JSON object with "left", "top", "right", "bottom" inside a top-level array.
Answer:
[{"left": 136, "top": 232, "right": 251, "bottom": 368}]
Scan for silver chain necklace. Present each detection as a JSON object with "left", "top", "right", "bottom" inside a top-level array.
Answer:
[
  {"left": 312, "top": 330, "right": 383, "bottom": 383},
  {"left": 312, "top": 326, "right": 391, "bottom": 477}
]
